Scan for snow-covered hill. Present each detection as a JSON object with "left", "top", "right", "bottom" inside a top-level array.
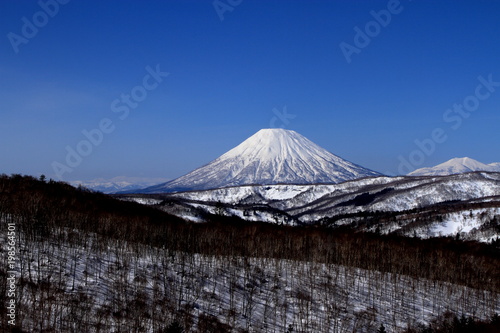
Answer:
[
  {"left": 138, "top": 129, "right": 381, "bottom": 193},
  {"left": 489, "top": 162, "right": 500, "bottom": 170},
  {"left": 71, "top": 176, "right": 169, "bottom": 194},
  {"left": 121, "top": 172, "right": 500, "bottom": 242},
  {"left": 408, "top": 157, "right": 500, "bottom": 176}
]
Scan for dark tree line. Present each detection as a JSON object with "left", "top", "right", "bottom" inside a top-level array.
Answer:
[{"left": 403, "top": 313, "right": 500, "bottom": 333}]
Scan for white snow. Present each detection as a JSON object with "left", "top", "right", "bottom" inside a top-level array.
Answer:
[
  {"left": 488, "top": 162, "right": 500, "bottom": 171},
  {"left": 124, "top": 197, "right": 163, "bottom": 205}
]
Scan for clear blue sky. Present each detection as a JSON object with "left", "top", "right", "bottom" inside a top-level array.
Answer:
[{"left": 1, "top": 0, "right": 500, "bottom": 180}]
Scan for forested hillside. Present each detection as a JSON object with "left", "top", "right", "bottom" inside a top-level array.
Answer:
[{"left": 1, "top": 175, "right": 499, "bottom": 332}]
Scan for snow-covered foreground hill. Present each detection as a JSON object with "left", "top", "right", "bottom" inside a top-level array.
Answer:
[{"left": 3, "top": 226, "right": 498, "bottom": 333}]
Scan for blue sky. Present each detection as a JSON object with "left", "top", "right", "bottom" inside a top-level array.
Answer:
[{"left": 1, "top": 0, "right": 500, "bottom": 180}]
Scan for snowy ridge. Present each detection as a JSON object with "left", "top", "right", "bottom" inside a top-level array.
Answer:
[
  {"left": 488, "top": 162, "right": 500, "bottom": 170},
  {"left": 138, "top": 129, "right": 381, "bottom": 193},
  {"left": 409, "top": 157, "right": 500, "bottom": 176},
  {"left": 167, "top": 172, "right": 500, "bottom": 216},
  {"left": 124, "top": 172, "right": 500, "bottom": 242}
]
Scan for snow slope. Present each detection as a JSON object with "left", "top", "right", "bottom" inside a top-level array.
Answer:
[
  {"left": 124, "top": 172, "right": 500, "bottom": 241},
  {"left": 489, "top": 162, "right": 500, "bottom": 171},
  {"left": 409, "top": 157, "right": 500, "bottom": 176},
  {"left": 138, "top": 129, "right": 381, "bottom": 193},
  {"left": 163, "top": 172, "right": 500, "bottom": 217}
]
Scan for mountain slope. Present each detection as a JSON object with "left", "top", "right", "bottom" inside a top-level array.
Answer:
[
  {"left": 139, "top": 128, "right": 381, "bottom": 193},
  {"left": 489, "top": 162, "right": 500, "bottom": 171},
  {"left": 408, "top": 157, "right": 500, "bottom": 176}
]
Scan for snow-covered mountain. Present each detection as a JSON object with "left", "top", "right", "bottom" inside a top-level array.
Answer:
[
  {"left": 489, "top": 162, "right": 500, "bottom": 170},
  {"left": 408, "top": 157, "right": 500, "bottom": 176},
  {"left": 71, "top": 176, "right": 170, "bottom": 194},
  {"left": 139, "top": 128, "right": 381, "bottom": 193}
]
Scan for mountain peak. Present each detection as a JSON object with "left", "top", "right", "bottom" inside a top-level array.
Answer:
[
  {"left": 138, "top": 129, "right": 382, "bottom": 193},
  {"left": 256, "top": 128, "right": 294, "bottom": 134},
  {"left": 253, "top": 128, "right": 300, "bottom": 138},
  {"left": 450, "top": 157, "right": 474, "bottom": 164},
  {"left": 220, "top": 128, "right": 322, "bottom": 162},
  {"left": 409, "top": 157, "right": 500, "bottom": 176}
]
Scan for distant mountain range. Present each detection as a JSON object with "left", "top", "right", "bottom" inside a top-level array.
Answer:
[
  {"left": 70, "top": 176, "right": 169, "bottom": 194},
  {"left": 409, "top": 157, "right": 500, "bottom": 176},
  {"left": 136, "top": 128, "right": 382, "bottom": 193}
]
